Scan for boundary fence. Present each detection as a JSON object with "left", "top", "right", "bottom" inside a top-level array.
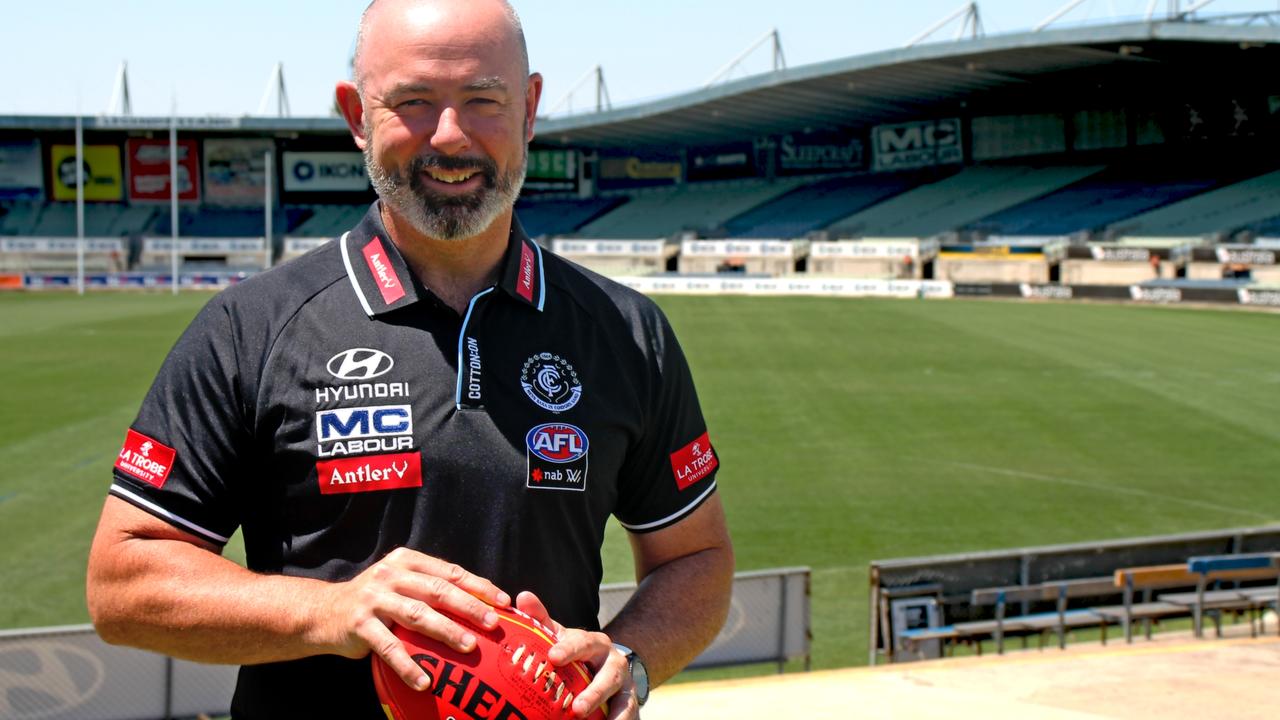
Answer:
[{"left": 0, "top": 567, "right": 809, "bottom": 720}]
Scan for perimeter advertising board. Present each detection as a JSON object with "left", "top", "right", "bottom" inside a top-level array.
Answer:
[
  {"left": 204, "top": 139, "right": 273, "bottom": 205},
  {"left": 872, "top": 118, "right": 962, "bottom": 172},
  {"left": 50, "top": 144, "right": 122, "bottom": 201},
  {"left": 126, "top": 139, "right": 200, "bottom": 202},
  {"left": 283, "top": 151, "right": 368, "bottom": 193},
  {"left": 0, "top": 140, "right": 43, "bottom": 200},
  {"left": 776, "top": 131, "right": 864, "bottom": 175}
]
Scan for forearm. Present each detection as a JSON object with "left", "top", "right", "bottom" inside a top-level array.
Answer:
[
  {"left": 88, "top": 531, "right": 338, "bottom": 665},
  {"left": 602, "top": 544, "right": 734, "bottom": 686}
]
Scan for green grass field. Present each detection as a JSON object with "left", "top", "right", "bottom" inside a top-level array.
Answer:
[{"left": 2, "top": 292, "right": 1278, "bottom": 675}]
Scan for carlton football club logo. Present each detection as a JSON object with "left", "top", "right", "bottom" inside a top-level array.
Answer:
[{"left": 520, "top": 353, "right": 582, "bottom": 413}]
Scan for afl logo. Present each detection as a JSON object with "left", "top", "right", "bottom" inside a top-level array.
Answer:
[
  {"left": 327, "top": 348, "right": 394, "bottom": 380},
  {"left": 520, "top": 352, "right": 582, "bottom": 413},
  {"left": 526, "top": 423, "right": 589, "bottom": 463}
]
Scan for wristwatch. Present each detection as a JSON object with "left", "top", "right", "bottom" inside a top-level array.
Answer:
[{"left": 612, "top": 643, "right": 650, "bottom": 707}]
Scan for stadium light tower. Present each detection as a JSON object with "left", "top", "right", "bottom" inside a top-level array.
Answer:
[
  {"left": 906, "top": 2, "right": 983, "bottom": 47},
  {"left": 257, "top": 63, "right": 292, "bottom": 117},
  {"left": 704, "top": 28, "right": 787, "bottom": 88},
  {"left": 546, "top": 65, "right": 611, "bottom": 116},
  {"left": 107, "top": 61, "right": 132, "bottom": 116}
]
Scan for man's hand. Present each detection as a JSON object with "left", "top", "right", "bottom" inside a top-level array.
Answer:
[
  {"left": 319, "top": 547, "right": 512, "bottom": 692},
  {"left": 515, "top": 591, "right": 637, "bottom": 720}
]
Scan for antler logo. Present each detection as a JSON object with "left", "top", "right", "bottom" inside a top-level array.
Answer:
[{"left": 327, "top": 348, "right": 395, "bottom": 380}]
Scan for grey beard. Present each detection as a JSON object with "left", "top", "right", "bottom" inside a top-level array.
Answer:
[{"left": 364, "top": 142, "right": 526, "bottom": 242}]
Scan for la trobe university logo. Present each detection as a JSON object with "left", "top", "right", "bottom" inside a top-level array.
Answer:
[
  {"left": 520, "top": 352, "right": 583, "bottom": 413},
  {"left": 327, "top": 348, "right": 395, "bottom": 380}
]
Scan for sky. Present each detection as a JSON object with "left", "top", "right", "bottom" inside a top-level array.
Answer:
[{"left": 1, "top": 0, "right": 1272, "bottom": 119}]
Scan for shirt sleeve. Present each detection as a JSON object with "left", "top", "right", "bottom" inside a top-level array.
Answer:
[
  {"left": 109, "top": 297, "right": 249, "bottom": 546},
  {"left": 613, "top": 305, "right": 719, "bottom": 533}
]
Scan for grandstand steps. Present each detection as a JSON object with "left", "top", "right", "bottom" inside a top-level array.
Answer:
[
  {"left": 827, "top": 165, "right": 1103, "bottom": 238},
  {"left": 722, "top": 173, "right": 933, "bottom": 239},
  {"left": 1108, "top": 168, "right": 1280, "bottom": 238},
  {"left": 578, "top": 180, "right": 805, "bottom": 239}
]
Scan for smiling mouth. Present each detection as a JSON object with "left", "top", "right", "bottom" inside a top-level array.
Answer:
[{"left": 425, "top": 168, "right": 480, "bottom": 184}]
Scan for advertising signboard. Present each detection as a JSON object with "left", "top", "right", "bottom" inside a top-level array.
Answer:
[
  {"left": 126, "top": 139, "right": 200, "bottom": 202},
  {"left": 687, "top": 142, "right": 757, "bottom": 182},
  {"left": 205, "top": 139, "right": 273, "bottom": 205},
  {"left": 776, "top": 131, "right": 864, "bottom": 175},
  {"left": 872, "top": 118, "right": 962, "bottom": 172},
  {"left": 598, "top": 153, "right": 681, "bottom": 189},
  {"left": 50, "top": 144, "right": 123, "bottom": 202},
  {"left": 524, "top": 149, "right": 577, "bottom": 193},
  {"left": 0, "top": 140, "right": 44, "bottom": 200},
  {"left": 283, "top": 151, "right": 368, "bottom": 192}
]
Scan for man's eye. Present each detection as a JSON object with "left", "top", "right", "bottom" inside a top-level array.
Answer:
[{"left": 398, "top": 99, "right": 429, "bottom": 108}]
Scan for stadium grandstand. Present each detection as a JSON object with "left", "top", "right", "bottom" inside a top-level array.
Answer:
[{"left": 2, "top": 8, "right": 1279, "bottom": 302}]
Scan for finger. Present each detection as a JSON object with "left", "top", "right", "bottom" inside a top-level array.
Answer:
[
  {"left": 398, "top": 571, "right": 501, "bottom": 631},
  {"left": 515, "top": 590, "right": 558, "bottom": 630},
  {"left": 389, "top": 548, "right": 512, "bottom": 607},
  {"left": 604, "top": 690, "right": 638, "bottom": 720},
  {"left": 360, "top": 617, "right": 433, "bottom": 692},
  {"left": 547, "top": 628, "right": 610, "bottom": 667},
  {"left": 385, "top": 596, "right": 479, "bottom": 654},
  {"left": 571, "top": 646, "right": 627, "bottom": 719}
]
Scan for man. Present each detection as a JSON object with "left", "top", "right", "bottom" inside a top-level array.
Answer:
[{"left": 85, "top": 1, "right": 734, "bottom": 718}]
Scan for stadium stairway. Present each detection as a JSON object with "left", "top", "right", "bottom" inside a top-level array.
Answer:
[
  {"left": 825, "top": 164, "right": 1103, "bottom": 238},
  {"left": 577, "top": 180, "right": 805, "bottom": 239},
  {"left": 1105, "top": 168, "right": 1280, "bottom": 238},
  {"left": 721, "top": 173, "right": 936, "bottom": 239}
]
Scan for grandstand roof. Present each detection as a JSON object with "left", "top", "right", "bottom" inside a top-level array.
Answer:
[
  {"left": 2, "top": 16, "right": 1277, "bottom": 149},
  {"left": 536, "top": 17, "right": 1280, "bottom": 148}
]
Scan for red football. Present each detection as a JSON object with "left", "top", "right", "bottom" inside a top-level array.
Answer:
[{"left": 372, "top": 606, "right": 608, "bottom": 720}]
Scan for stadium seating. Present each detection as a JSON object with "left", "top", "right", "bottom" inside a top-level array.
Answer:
[
  {"left": 0, "top": 202, "right": 40, "bottom": 235},
  {"left": 577, "top": 179, "right": 805, "bottom": 239},
  {"left": 721, "top": 173, "right": 935, "bottom": 239},
  {"left": 513, "top": 196, "right": 626, "bottom": 237},
  {"left": 1105, "top": 168, "right": 1280, "bottom": 237},
  {"left": 827, "top": 164, "right": 1103, "bottom": 238},
  {"left": 288, "top": 204, "right": 368, "bottom": 237},
  {"left": 150, "top": 206, "right": 310, "bottom": 238},
  {"left": 971, "top": 161, "right": 1244, "bottom": 237}
]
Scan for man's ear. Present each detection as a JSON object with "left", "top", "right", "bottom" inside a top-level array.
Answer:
[
  {"left": 524, "top": 73, "right": 544, "bottom": 142},
  {"left": 335, "top": 81, "right": 368, "bottom": 149}
]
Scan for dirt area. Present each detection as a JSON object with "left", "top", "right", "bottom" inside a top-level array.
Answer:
[{"left": 644, "top": 624, "right": 1280, "bottom": 719}]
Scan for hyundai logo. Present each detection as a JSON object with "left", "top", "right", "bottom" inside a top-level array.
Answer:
[{"left": 327, "top": 348, "right": 394, "bottom": 380}]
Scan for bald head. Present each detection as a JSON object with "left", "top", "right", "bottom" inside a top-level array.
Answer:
[{"left": 353, "top": 0, "right": 529, "bottom": 97}]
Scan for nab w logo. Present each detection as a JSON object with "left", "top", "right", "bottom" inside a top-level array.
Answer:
[
  {"left": 327, "top": 348, "right": 394, "bottom": 380},
  {"left": 317, "top": 405, "right": 412, "bottom": 442}
]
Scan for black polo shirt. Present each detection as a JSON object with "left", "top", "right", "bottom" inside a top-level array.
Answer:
[{"left": 109, "top": 203, "right": 719, "bottom": 717}]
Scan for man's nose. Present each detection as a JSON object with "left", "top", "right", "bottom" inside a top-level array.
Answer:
[{"left": 430, "top": 107, "right": 471, "bottom": 155}]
